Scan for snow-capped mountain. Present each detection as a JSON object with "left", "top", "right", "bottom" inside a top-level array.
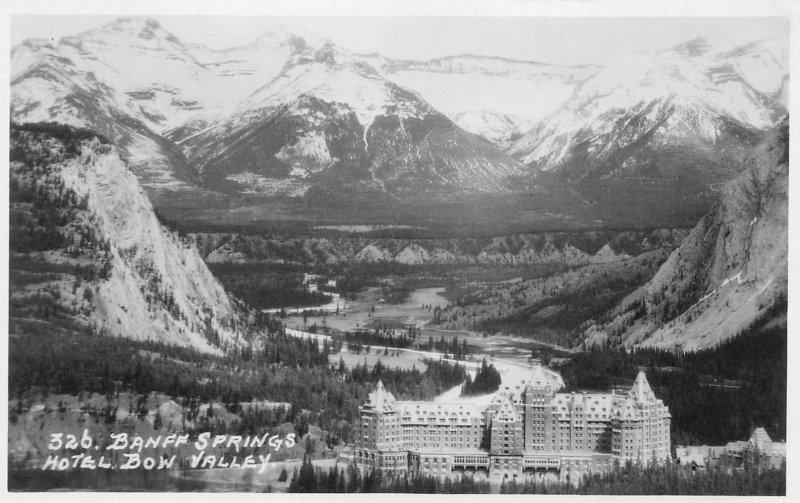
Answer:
[
  {"left": 9, "top": 18, "right": 789, "bottom": 230},
  {"left": 583, "top": 118, "right": 788, "bottom": 351},
  {"left": 173, "top": 28, "right": 319, "bottom": 140},
  {"left": 10, "top": 18, "right": 217, "bottom": 191},
  {"left": 11, "top": 18, "right": 525, "bottom": 199},
  {"left": 366, "top": 54, "right": 599, "bottom": 144},
  {"left": 505, "top": 35, "right": 787, "bottom": 226},
  {"left": 180, "top": 41, "right": 525, "bottom": 194},
  {"left": 508, "top": 36, "right": 787, "bottom": 173}
]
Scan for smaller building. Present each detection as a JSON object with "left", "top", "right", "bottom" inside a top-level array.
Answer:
[
  {"left": 677, "top": 428, "right": 786, "bottom": 472},
  {"left": 724, "top": 428, "right": 786, "bottom": 469},
  {"left": 675, "top": 445, "right": 726, "bottom": 470}
]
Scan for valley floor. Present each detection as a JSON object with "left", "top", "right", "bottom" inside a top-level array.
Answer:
[{"left": 285, "top": 285, "right": 553, "bottom": 405}]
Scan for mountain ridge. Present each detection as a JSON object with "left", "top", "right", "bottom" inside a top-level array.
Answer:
[
  {"left": 11, "top": 17, "right": 529, "bottom": 199},
  {"left": 10, "top": 17, "right": 789, "bottom": 231}
]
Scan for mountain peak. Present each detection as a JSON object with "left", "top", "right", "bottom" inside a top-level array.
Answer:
[
  {"left": 251, "top": 26, "right": 295, "bottom": 46},
  {"left": 630, "top": 371, "right": 655, "bottom": 402},
  {"left": 670, "top": 36, "right": 711, "bottom": 58},
  {"left": 314, "top": 42, "right": 337, "bottom": 67},
  {"left": 106, "top": 16, "right": 160, "bottom": 32},
  {"left": 87, "top": 16, "right": 181, "bottom": 45},
  {"left": 249, "top": 25, "right": 337, "bottom": 55}
]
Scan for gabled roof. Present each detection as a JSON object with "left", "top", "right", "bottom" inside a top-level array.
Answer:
[
  {"left": 495, "top": 394, "right": 520, "bottom": 422},
  {"left": 526, "top": 364, "right": 565, "bottom": 390},
  {"left": 725, "top": 440, "right": 748, "bottom": 453},
  {"left": 396, "top": 401, "right": 483, "bottom": 424},
  {"left": 749, "top": 427, "right": 773, "bottom": 449},
  {"left": 613, "top": 396, "right": 640, "bottom": 420},
  {"left": 529, "top": 365, "right": 550, "bottom": 388},
  {"left": 676, "top": 447, "right": 707, "bottom": 467}
]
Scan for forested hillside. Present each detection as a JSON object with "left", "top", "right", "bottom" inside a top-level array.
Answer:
[{"left": 559, "top": 298, "right": 786, "bottom": 446}]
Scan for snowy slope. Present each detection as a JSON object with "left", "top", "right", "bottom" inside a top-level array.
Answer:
[
  {"left": 13, "top": 18, "right": 227, "bottom": 134},
  {"left": 367, "top": 55, "right": 598, "bottom": 143},
  {"left": 239, "top": 43, "right": 433, "bottom": 135},
  {"left": 501, "top": 35, "right": 787, "bottom": 227},
  {"left": 185, "top": 29, "right": 298, "bottom": 110},
  {"left": 450, "top": 110, "right": 527, "bottom": 144},
  {"left": 10, "top": 20, "right": 211, "bottom": 191},
  {"left": 182, "top": 42, "right": 525, "bottom": 194},
  {"left": 11, "top": 18, "right": 526, "bottom": 196},
  {"left": 508, "top": 36, "right": 788, "bottom": 171}
]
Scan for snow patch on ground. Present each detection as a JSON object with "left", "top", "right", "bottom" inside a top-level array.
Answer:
[
  {"left": 276, "top": 132, "right": 333, "bottom": 171},
  {"left": 313, "top": 224, "right": 424, "bottom": 233},
  {"left": 720, "top": 270, "right": 743, "bottom": 287},
  {"left": 225, "top": 173, "right": 310, "bottom": 197}
]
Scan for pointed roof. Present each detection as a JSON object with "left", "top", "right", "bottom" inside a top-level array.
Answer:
[
  {"left": 495, "top": 394, "right": 520, "bottom": 422},
  {"left": 749, "top": 427, "right": 772, "bottom": 449},
  {"left": 630, "top": 371, "right": 655, "bottom": 402},
  {"left": 613, "top": 396, "right": 640, "bottom": 420},
  {"left": 528, "top": 365, "right": 551, "bottom": 388},
  {"left": 524, "top": 364, "right": 565, "bottom": 391},
  {"left": 365, "top": 380, "right": 396, "bottom": 410}
]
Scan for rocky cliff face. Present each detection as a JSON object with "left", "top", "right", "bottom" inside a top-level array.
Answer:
[
  {"left": 9, "top": 124, "right": 249, "bottom": 354},
  {"left": 583, "top": 118, "right": 788, "bottom": 350},
  {"left": 193, "top": 228, "right": 686, "bottom": 267}
]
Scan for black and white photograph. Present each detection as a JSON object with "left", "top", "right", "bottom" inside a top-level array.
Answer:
[{"left": 4, "top": 0, "right": 794, "bottom": 496}]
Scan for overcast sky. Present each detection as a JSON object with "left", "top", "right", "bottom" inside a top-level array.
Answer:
[{"left": 10, "top": 14, "right": 789, "bottom": 66}]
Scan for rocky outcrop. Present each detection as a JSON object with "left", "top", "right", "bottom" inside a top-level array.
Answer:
[
  {"left": 194, "top": 229, "right": 686, "bottom": 267},
  {"left": 583, "top": 118, "right": 788, "bottom": 350},
  {"left": 9, "top": 124, "right": 249, "bottom": 354}
]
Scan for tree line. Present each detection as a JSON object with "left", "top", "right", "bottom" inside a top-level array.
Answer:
[
  {"left": 288, "top": 457, "right": 490, "bottom": 493},
  {"left": 461, "top": 359, "right": 501, "bottom": 396},
  {"left": 558, "top": 304, "right": 786, "bottom": 446},
  {"left": 501, "top": 460, "right": 785, "bottom": 495},
  {"left": 10, "top": 320, "right": 469, "bottom": 447},
  {"left": 285, "top": 458, "right": 783, "bottom": 495}
]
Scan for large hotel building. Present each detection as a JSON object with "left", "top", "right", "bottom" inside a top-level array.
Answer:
[{"left": 346, "top": 365, "right": 671, "bottom": 480}]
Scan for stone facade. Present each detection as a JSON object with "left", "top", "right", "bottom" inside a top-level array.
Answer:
[{"left": 349, "top": 367, "right": 671, "bottom": 479}]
